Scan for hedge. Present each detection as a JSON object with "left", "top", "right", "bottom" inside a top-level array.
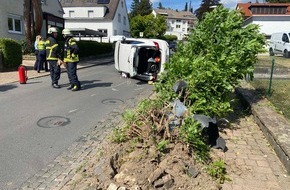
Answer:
[
  {"left": 0, "top": 38, "right": 22, "bottom": 68},
  {"left": 76, "top": 41, "right": 113, "bottom": 58}
]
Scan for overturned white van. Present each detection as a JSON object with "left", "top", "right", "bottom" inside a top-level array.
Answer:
[
  {"left": 269, "top": 32, "right": 290, "bottom": 57},
  {"left": 114, "top": 37, "right": 170, "bottom": 81}
]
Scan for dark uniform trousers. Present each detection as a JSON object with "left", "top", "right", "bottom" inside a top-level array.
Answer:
[
  {"left": 67, "top": 62, "right": 80, "bottom": 88},
  {"left": 48, "top": 60, "right": 61, "bottom": 85},
  {"left": 37, "top": 50, "right": 47, "bottom": 71}
]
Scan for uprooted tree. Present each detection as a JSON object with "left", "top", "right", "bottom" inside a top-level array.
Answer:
[{"left": 99, "top": 6, "right": 266, "bottom": 189}]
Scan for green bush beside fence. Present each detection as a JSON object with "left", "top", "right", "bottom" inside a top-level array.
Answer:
[
  {"left": 0, "top": 38, "right": 22, "bottom": 69},
  {"left": 76, "top": 41, "right": 113, "bottom": 58}
]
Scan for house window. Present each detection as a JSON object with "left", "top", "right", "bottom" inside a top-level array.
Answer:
[
  {"left": 98, "top": 29, "right": 108, "bottom": 37},
  {"left": 118, "top": 13, "right": 121, "bottom": 23},
  {"left": 121, "top": 1, "right": 124, "bottom": 8},
  {"left": 69, "top": 10, "right": 75, "bottom": 17},
  {"left": 176, "top": 20, "right": 181, "bottom": 22},
  {"left": 88, "top": 10, "right": 94, "bottom": 18},
  {"left": 123, "top": 16, "right": 126, "bottom": 25},
  {"left": 172, "top": 20, "right": 175, "bottom": 24},
  {"left": 176, "top": 25, "right": 181, "bottom": 28},
  {"left": 251, "top": 6, "right": 287, "bottom": 14},
  {"left": 8, "top": 14, "right": 22, "bottom": 33}
]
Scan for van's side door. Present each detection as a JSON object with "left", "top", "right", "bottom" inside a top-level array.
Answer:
[{"left": 277, "top": 33, "right": 290, "bottom": 53}]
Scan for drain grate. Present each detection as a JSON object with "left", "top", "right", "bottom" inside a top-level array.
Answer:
[
  {"left": 102, "top": 98, "right": 124, "bottom": 105},
  {"left": 37, "top": 116, "right": 70, "bottom": 128}
]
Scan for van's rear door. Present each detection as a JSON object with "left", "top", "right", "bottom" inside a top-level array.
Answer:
[
  {"left": 117, "top": 43, "right": 134, "bottom": 73},
  {"left": 114, "top": 41, "right": 121, "bottom": 70}
]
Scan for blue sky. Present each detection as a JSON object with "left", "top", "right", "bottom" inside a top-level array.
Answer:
[{"left": 125, "top": 0, "right": 252, "bottom": 12}]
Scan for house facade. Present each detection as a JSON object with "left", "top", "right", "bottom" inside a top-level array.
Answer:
[
  {"left": 236, "top": 3, "right": 290, "bottom": 39},
  {"left": 60, "top": 0, "right": 130, "bottom": 42},
  {"left": 152, "top": 9, "right": 197, "bottom": 41},
  {"left": 0, "top": 0, "right": 64, "bottom": 41}
]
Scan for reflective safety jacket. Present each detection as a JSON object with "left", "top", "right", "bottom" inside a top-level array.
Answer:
[
  {"left": 63, "top": 37, "right": 79, "bottom": 63},
  {"left": 45, "top": 36, "right": 60, "bottom": 61},
  {"left": 37, "top": 40, "right": 46, "bottom": 51}
]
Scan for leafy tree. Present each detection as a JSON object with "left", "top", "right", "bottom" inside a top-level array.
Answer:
[
  {"left": 194, "top": 0, "right": 221, "bottom": 21},
  {"left": 130, "top": 14, "right": 166, "bottom": 38},
  {"left": 155, "top": 6, "right": 266, "bottom": 117},
  {"left": 158, "top": 2, "right": 164, "bottom": 9},
  {"left": 130, "top": 0, "right": 140, "bottom": 18},
  {"left": 23, "top": 0, "right": 43, "bottom": 51},
  {"left": 137, "top": 0, "right": 153, "bottom": 16},
  {"left": 184, "top": 2, "right": 188, "bottom": 11}
]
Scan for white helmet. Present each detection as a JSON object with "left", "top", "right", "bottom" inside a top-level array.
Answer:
[
  {"left": 62, "top": 28, "right": 73, "bottom": 36},
  {"left": 48, "top": 27, "right": 58, "bottom": 34}
]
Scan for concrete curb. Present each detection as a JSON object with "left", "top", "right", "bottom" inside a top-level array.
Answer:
[{"left": 236, "top": 81, "right": 290, "bottom": 174}]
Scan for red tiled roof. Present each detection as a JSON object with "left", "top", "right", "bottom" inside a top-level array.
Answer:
[{"left": 236, "top": 3, "right": 290, "bottom": 17}]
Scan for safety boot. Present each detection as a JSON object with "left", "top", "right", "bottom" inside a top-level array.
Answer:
[{"left": 71, "top": 85, "right": 79, "bottom": 91}]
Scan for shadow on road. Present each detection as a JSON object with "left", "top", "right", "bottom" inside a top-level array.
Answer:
[
  {"left": 80, "top": 80, "right": 112, "bottom": 90},
  {"left": 0, "top": 84, "right": 18, "bottom": 92}
]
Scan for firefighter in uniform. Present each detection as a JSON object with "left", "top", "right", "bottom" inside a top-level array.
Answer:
[
  {"left": 45, "top": 27, "right": 62, "bottom": 88},
  {"left": 46, "top": 27, "right": 62, "bottom": 88},
  {"left": 62, "top": 28, "right": 81, "bottom": 91}
]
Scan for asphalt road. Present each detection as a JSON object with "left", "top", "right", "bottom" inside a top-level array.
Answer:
[{"left": 0, "top": 61, "right": 153, "bottom": 190}]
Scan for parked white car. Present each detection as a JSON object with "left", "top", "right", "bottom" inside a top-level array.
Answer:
[
  {"left": 114, "top": 37, "right": 170, "bottom": 81},
  {"left": 269, "top": 32, "right": 290, "bottom": 57}
]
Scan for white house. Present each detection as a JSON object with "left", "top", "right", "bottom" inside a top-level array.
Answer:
[
  {"left": 236, "top": 3, "right": 290, "bottom": 39},
  {"left": 152, "top": 9, "right": 197, "bottom": 41},
  {"left": 0, "top": 0, "right": 64, "bottom": 41},
  {"left": 60, "top": 0, "right": 130, "bottom": 42}
]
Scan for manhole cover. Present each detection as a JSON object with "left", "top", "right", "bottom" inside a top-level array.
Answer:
[
  {"left": 102, "top": 99, "right": 124, "bottom": 105},
  {"left": 37, "top": 116, "right": 70, "bottom": 128}
]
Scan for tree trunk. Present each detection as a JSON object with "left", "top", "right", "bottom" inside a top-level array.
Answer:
[
  {"left": 23, "top": 0, "right": 32, "bottom": 51},
  {"left": 32, "top": 0, "right": 43, "bottom": 36}
]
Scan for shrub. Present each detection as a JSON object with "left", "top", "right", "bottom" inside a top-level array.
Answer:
[
  {"left": 76, "top": 41, "right": 113, "bottom": 58},
  {"left": 155, "top": 6, "right": 266, "bottom": 117},
  {"left": 161, "top": 35, "right": 178, "bottom": 41},
  {"left": 0, "top": 38, "right": 22, "bottom": 68}
]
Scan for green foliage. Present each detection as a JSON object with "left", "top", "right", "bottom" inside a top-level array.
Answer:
[
  {"left": 155, "top": 6, "right": 266, "bottom": 117},
  {"left": 161, "top": 35, "right": 178, "bottom": 41},
  {"left": 111, "top": 127, "right": 128, "bottom": 143},
  {"left": 20, "top": 39, "right": 34, "bottom": 55},
  {"left": 180, "top": 117, "right": 210, "bottom": 161},
  {"left": 157, "top": 140, "right": 169, "bottom": 153},
  {"left": 194, "top": 0, "right": 221, "bottom": 21},
  {"left": 130, "top": 14, "right": 167, "bottom": 38},
  {"left": 0, "top": 38, "right": 22, "bottom": 68},
  {"left": 207, "top": 159, "right": 229, "bottom": 184},
  {"left": 130, "top": 0, "right": 152, "bottom": 18}
]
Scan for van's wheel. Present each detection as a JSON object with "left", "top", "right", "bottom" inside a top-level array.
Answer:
[
  {"left": 269, "top": 48, "right": 274, "bottom": 56},
  {"left": 283, "top": 50, "right": 290, "bottom": 58}
]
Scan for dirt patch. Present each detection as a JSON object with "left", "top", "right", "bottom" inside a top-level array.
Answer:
[{"left": 64, "top": 140, "right": 221, "bottom": 190}]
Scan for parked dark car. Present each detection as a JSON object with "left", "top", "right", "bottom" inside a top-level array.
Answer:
[{"left": 168, "top": 41, "right": 177, "bottom": 51}]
